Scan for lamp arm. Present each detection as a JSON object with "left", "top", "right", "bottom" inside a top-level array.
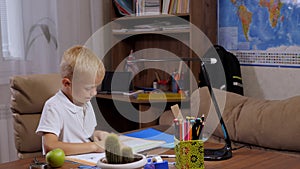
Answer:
[{"left": 201, "top": 62, "right": 232, "bottom": 160}]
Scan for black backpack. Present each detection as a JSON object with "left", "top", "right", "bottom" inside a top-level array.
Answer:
[{"left": 199, "top": 45, "right": 244, "bottom": 95}]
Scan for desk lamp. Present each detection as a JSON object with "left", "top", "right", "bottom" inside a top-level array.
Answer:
[
  {"left": 200, "top": 61, "right": 232, "bottom": 161},
  {"left": 126, "top": 56, "right": 233, "bottom": 160}
]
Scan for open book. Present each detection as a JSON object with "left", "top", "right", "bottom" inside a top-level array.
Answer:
[{"left": 65, "top": 135, "right": 166, "bottom": 166}]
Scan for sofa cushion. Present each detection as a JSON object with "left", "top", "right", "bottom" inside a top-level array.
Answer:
[{"left": 191, "top": 87, "right": 300, "bottom": 152}]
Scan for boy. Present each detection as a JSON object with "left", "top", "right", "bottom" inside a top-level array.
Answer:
[{"left": 36, "top": 45, "right": 107, "bottom": 155}]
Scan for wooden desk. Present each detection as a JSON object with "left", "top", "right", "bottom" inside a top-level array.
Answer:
[
  {"left": 3, "top": 125, "right": 300, "bottom": 169},
  {"left": 0, "top": 157, "right": 80, "bottom": 169},
  {"left": 1, "top": 143, "right": 300, "bottom": 169},
  {"left": 151, "top": 145, "right": 300, "bottom": 169},
  {"left": 96, "top": 94, "right": 188, "bottom": 132}
]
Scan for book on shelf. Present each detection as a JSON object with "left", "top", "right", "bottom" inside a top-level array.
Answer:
[
  {"left": 164, "top": 0, "right": 190, "bottom": 14},
  {"left": 135, "top": 0, "right": 161, "bottom": 16},
  {"left": 144, "top": 0, "right": 161, "bottom": 15},
  {"left": 113, "top": 0, "right": 134, "bottom": 16},
  {"left": 162, "top": 0, "right": 171, "bottom": 14},
  {"left": 113, "top": 0, "right": 190, "bottom": 17}
]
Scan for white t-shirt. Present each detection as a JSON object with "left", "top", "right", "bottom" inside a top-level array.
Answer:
[{"left": 36, "top": 90, "right": 97, "bottom": 144}]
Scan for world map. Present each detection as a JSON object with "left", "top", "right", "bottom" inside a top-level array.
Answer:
[{"left": 218, "top": 0, "right": 300, "bottom": 50}]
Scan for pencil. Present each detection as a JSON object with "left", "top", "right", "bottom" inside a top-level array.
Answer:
[
  {"left": 154, "top": 71, "right": 161, "bottom": 82},
  {"left": 179, "top": 119, "right": 183, "bottom": 141},
  {"left": 185, "top": 116, "right": 190, "bottom": 140}
]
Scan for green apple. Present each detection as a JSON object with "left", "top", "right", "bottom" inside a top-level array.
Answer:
[{"left": 46, "top": 148, "right": 65, "bottom": 168}]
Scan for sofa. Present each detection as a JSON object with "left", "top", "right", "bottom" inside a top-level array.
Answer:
[
  {"left": 160, "top": 87, "right": 300, "bottom": 152},
  {"left": 10, "top": 73, "right": 61, "bottom": 159}
]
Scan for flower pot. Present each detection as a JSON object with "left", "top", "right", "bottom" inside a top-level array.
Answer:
[{"left": 97, "top": 154, "right": 147, "bottom": 169}]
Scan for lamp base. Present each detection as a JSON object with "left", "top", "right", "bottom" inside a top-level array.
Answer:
[{"left": 204, "top": 145, "right": 232, "bottom": 161}]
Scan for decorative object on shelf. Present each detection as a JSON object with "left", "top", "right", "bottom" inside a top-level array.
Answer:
[
  {"left": 124, "top": 50, "right": 139, "bottom": 76},
  {"left": 97, "top": 133, "right": 147, "bottom": 169}
]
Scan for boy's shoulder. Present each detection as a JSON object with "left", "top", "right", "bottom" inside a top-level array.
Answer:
[{"left": 44, "top": 90, "right": 65, "bottom": 105}]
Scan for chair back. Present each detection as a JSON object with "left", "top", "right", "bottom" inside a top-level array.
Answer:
[{"left": 10, "top": 73, "right": 61, "bottom": 159}]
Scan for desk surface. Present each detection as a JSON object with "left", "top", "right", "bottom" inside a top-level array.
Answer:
[
  {"left": 1, "top": 145, "right": 300, "bottom": 169},
  {"left": 2, "top": 125, "right": 300, "bottom": 169}
]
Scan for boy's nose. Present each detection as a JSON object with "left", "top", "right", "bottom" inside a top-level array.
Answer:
[{"left": 90, "top": 88, "right": 97, "bottom": 96}]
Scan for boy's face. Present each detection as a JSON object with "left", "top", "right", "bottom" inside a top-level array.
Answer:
[{"left": 71, "top": 74, "right": 102, "bottom": 106}]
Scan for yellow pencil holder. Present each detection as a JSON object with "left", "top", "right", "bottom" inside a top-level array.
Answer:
[{"left": 174, "top": 138, "right": 204, "bottom": 169}]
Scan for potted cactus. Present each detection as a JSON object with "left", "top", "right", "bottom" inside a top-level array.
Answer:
[{"left": 97, "top": 133, "right": 147, "bottom": 169}]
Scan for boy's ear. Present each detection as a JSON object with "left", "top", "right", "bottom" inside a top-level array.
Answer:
[{"left": 62, "top": 78, "right": 71, "bottom": 87}]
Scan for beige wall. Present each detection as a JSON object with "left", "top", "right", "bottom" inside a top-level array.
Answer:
[{"left": 241, "top": 66, "right": 300, "bottom": 100}]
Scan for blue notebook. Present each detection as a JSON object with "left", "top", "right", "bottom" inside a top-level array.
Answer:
[{"left": 124, "top": 128, "right": 175, "bottom": 148}]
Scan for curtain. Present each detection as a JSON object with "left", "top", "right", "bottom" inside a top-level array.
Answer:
[{"left": 0, "top": 0, "right": 106, "bottom": 163}]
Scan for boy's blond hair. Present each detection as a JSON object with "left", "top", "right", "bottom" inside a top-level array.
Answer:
[{"left": 60, "top": 45, "right": 105, "bottom": 82}]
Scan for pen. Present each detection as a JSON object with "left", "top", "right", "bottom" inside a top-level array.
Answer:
[
  {"left": 192, "top": 118, "right": 201, "bottom": 140},
  {"left": 160, "top": 155, "right": 176, "bottom": 158},
  {"left": 88, "top": 137, "right": 94, "bottom": 142},
  {"left": 168, "top": 162, "right": 176, "bottom": 165},
  {"left": 147, "top": 154, "right": 176, "bottom": 158},
  {"left": 199, "top": 121, "right": 205, "bottom": 140},
  {"left": 201, "top": 114, "right": 205, "bottom": 123}
]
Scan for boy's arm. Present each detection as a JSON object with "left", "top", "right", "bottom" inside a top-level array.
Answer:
[{"left": 43, "top": 133, "right": 104, "bottom": 155}]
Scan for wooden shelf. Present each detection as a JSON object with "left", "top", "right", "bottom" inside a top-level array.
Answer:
[
  {"left": 112, "top": 29, "right": 190, "bottom": 35},
  {"left": 109, "top": 0, "right": 217, "bottom": 90},
  {"left": 112, "top": 13, "right": 190, "bottom": 21}
]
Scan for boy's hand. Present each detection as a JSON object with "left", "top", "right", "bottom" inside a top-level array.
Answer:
[
  {"left": 93, "top": 140, "right": 105, "bottom": 152},
  {"left": 93, "top": 130, "right": 109, "bottom": 142}
]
